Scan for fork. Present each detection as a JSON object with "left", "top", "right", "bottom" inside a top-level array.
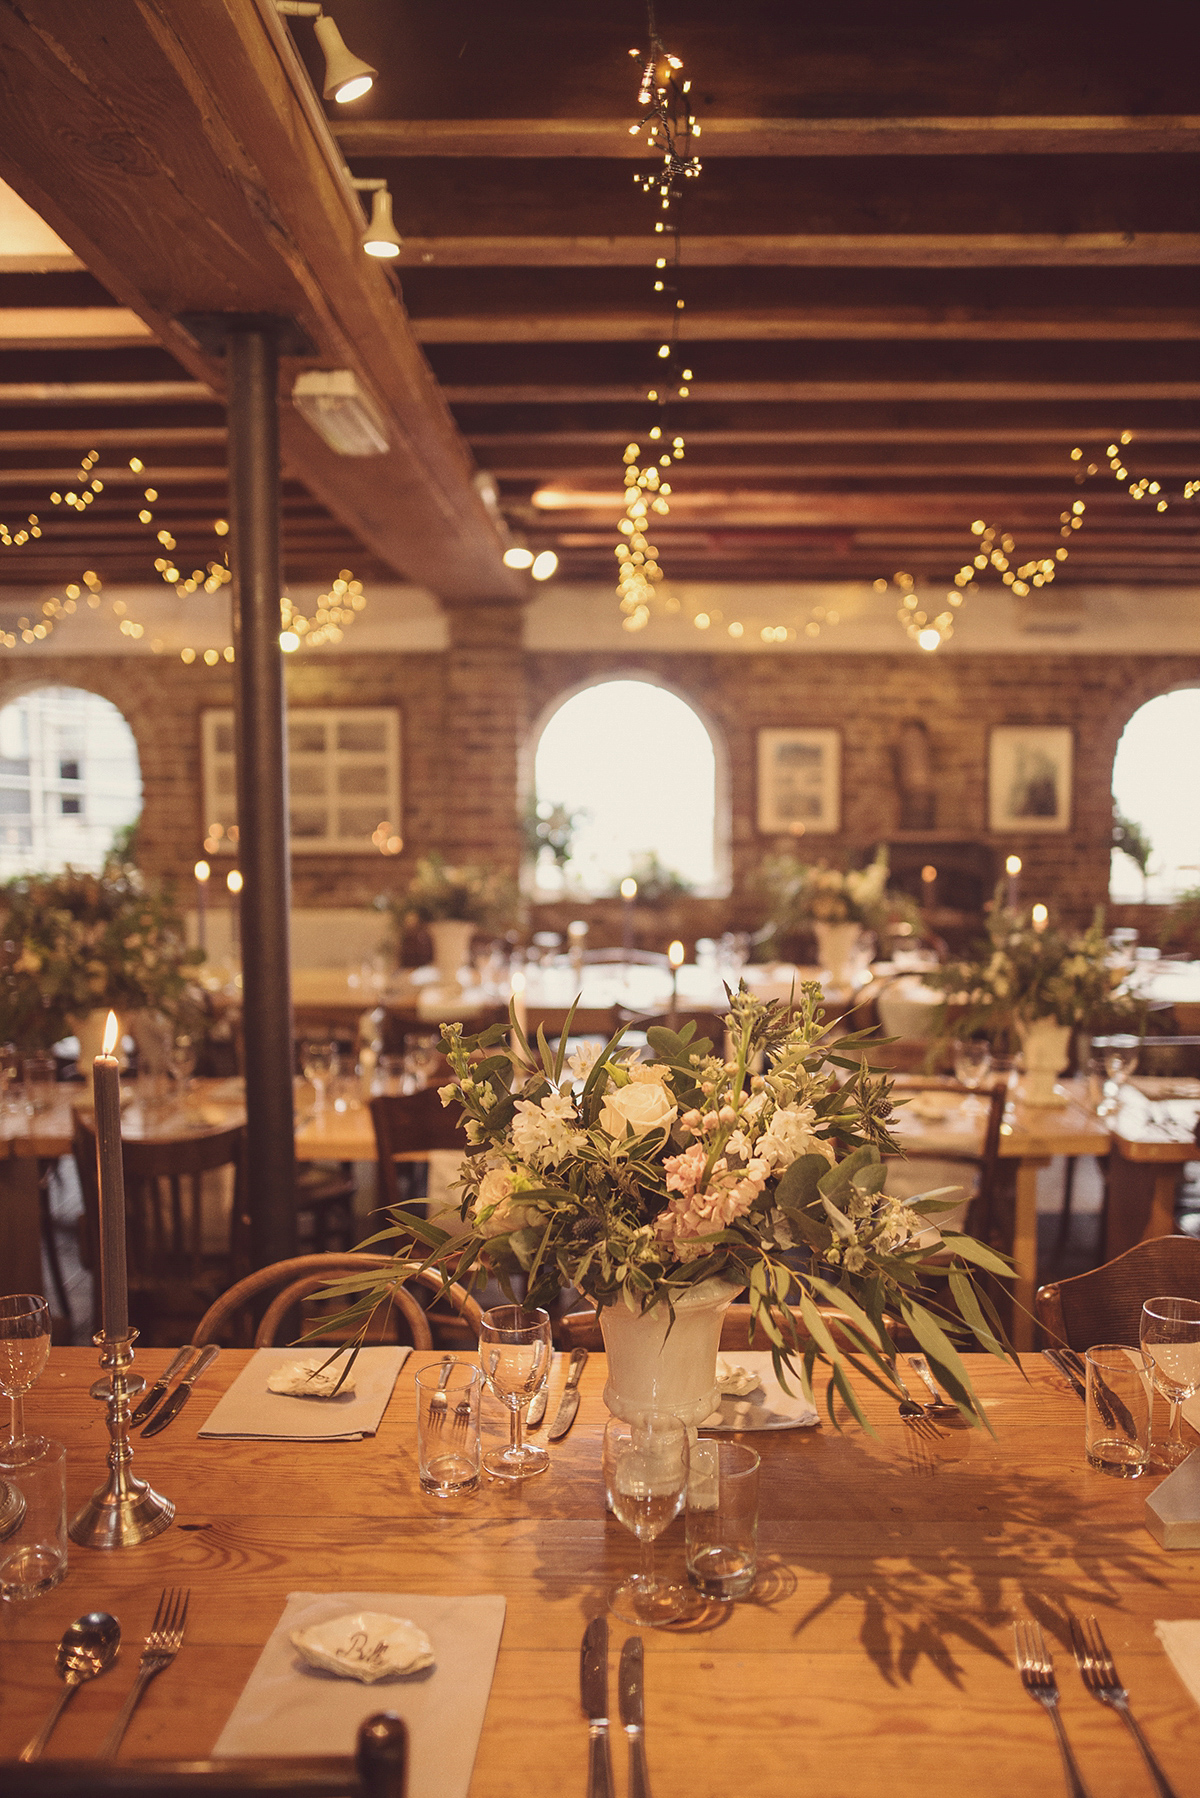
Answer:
[
  {"left": 894, "top": 1367, "right": 942, "bottom": 1439},
  {"left": 1070, "top": 1614, "right": 1180, "bottom": 1798},
  {"left": 425, "top": 1357, "right": 454, "bottom": 1433},
  {"left": 101, "top": 1588, "right": 190, "bottom": 1759},
  {"left": 1014, "top": 1620, "right": 1094, "bottom": 1798},
  {"left": 907, "top": 1354, "right": 957, "bottom": 1415}
]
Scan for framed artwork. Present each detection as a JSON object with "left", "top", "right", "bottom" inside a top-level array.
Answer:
[
  {"left": 757, "top": 728, "right": 841, "bottom": 834},
  {"left": 201, "top": 707, "right": 401, "bottom": 853},
  {"left": 988, "top": 725, "right": 1072, "bottom": 833}
]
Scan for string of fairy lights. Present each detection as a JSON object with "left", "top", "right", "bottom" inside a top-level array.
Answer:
[
  {"left": 0, "top": 450, "right": 367, "bottom": 662},
  {"left": 614, "top": 3, "right": 701, "bottom": 633}
]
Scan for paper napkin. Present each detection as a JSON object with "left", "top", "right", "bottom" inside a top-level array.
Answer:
[{"left": 198, "top": 1346, "right": 410, "bottom": 1441}]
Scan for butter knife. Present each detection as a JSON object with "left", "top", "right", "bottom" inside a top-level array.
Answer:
[
  {"left": 526, "top": 1353, "right": 555, "bottom": 1430},
  {"left": 140, "top": 1344, "right": 220, "bottom": 1437},
  {"left": 619, "top": 1635, "right": 651, "bottom": 1798},
  {"left": 129, "top": 1344, "right": 198, "bottom": 1428},
  {"left": 548, "top": 1348, "right": 588, "bottom": 1441},
  {"left": 1062, "top": 1345, "right": 1138, "bottom": 1440},
  {"left": 581, "top": 1615, "right": 614, "bottom": 1798},
  {"left": 1043, "top": 1347, "right": 1086, "bottom": 1402}
]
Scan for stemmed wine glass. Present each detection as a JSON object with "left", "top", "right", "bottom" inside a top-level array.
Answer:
[
  {"left": 1092, "top": 1034, "right": 1140, "bottom": 1117},
  {"left": 168, "top": 1032, "right": 196, "bottom": 1096},
  {"left": 603, "top": 1414, "right": 691, "bottom": 1626},
  {"left": 302, "top": 1041, "right": 336, "bottom": 1115},
  {"left": 1139, "top": 1295, "right": 1200, "bottom": 1469},
  {"left": 0, "top": 1294, "right": 51, "bottom": 1470},
  {"left": 952, "top": 1038, "right": 993, "bottom": 1116},
  {"left": 478, "top": 1306, "right": 552, "bottom": 1479}
]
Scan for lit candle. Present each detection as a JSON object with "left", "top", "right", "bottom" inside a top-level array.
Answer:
[
  {"left": 920, "top": 863, "right": 938, "bottom": 910},
  {"left": 667, "top": 938, "right": 685, "bottom": 1026},
  {"left": 226, "top": 866, "right": 243, "bottom": 957},
  {"left": 93, "top": 1010, "right": 128, "bottom": 1340},
  {"left": 1031, "top": 903, "right": 1049, "bottom": 933},
  {"left": 193, "top": 858, "right": 210, "bottom": 953},
  {"left": 621, "top": 876, "right": 638, "bottom": 959},
  {"left": 1005, "top": 853, "right": 1022, "bottom": 910}
]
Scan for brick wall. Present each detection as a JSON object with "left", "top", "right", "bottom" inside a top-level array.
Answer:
[{"left": 5, "top": 643, "right": 1198, "bottom": 931}]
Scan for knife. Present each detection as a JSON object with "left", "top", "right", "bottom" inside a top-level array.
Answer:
[
  {"left": 1043, "top": 1347, "right": 1086, "bottom": 1402},
  {"left": 619, "top": 1635, "right": 651, "bottom": 1798},
  {"left": 526, "top": 1352, "right": 556, "bottom": 1430},
  {"left": 129, "top": 1344, "right": 199, "bottom": 1428},
  {"left": 140, "top": 1344, "right": 221, "bottom": 1437},
  {"left": 547, "top": 1348, "right": 588, "bottom": 1441},
  {"left": 580, "top": 1615, "right": 614, "bottom": 1798},
  {"left": 1062, "top": 1344, "right": 1139, "bottom": 1440}
]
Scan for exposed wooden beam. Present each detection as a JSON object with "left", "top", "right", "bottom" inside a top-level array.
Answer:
[
  {"left": 334, "top": 116, "right": 1200, "bottom": 159},
  {"left": 468, "top": 425, "right": 1200, "bottom": 446},
  {"left": 0, "top": 307, "right": 153, "bottom": 347},
  {"left": 0, "top": 427, "right": 228, "bottom": 449},
  {"left": 444, "top": 380, "right": 1200, "bottom": 404},
  {"left": 0, "top": 381, "right": 211, "bottom": 405},
  {"left": 399, "top": 235, "right": 1200, "bottom": 269},
  {"left": 0, "top": 464, "right": 222, "bottom": 485}
]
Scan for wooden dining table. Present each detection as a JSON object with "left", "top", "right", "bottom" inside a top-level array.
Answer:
[{"left": 1, "top": 1347, "right": 1198, "bottom": 1796}]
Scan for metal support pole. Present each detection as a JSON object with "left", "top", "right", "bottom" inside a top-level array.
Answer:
[{"left": 226, "top": 323, "right": 296, "bottom": 1269}]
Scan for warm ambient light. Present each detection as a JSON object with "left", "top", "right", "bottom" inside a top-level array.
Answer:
[
  {"left": 620, "top": 877, "right": 638, "bottom": 900},
  {"left": 503, "top": 546, "right": 535, "bottom": 569},
  {"left": 921, "top": 865, "right": 937, "bottom": 885},
  {"left": 292, "top": 370, "right": 389, "bottom": 456},
  {"left": 1031, "top": 903, "right": 1049, "bottom": 930},
  {"left": 1005, "top": 854, "right": 1023, "bottom": 877},
  {"left": 193, "top": 860, "right": 210, "bottom": 883},
  {"left": 530, "top": 550, "right": 559, "bottom": 581},
  {"left": 102, "top": 1010, "right": 119, "bottom": 1056},
  {"left": 279, "top": 630, "right": 301, "bottom": 652},
  {"left": 226, "top": 869, "right": 244, "bottom": 895},
  {"left": 275, "top": 4, "right": 377, "bottom": 103},
  {"left": 668, "top": 939, "right": 685, "bottom": 969},
  {"left": 917, "top": 627, "right": 941, "bottom": 651},
  {"left": 361, "top": 187, "right": 402, "bottom": 258}
]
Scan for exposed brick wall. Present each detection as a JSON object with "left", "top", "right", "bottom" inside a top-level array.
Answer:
[{"left": 7, "top": 644, "right": 1198, "bottom": 931}]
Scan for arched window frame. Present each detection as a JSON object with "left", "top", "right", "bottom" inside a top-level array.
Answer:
[
  {"left": 0, "top": 681, "right": 142, "bottom": 879},
  {"left": 1109, "top": 680, "right": 1200, "bottom": 904}
]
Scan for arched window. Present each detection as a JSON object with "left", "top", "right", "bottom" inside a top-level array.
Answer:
[
  {"left": 532, "top": 677, "right": 721, "bottom": 896},
  {"left": 1110, "top": 687, "right": 1200, "bottom": 901},
  {"left": 0, "top": 686, "right": 142, "bottom": 879}
]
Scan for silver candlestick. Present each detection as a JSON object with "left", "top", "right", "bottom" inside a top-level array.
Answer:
[{"left": 68, "top": 1330, "right": 174, "bottom": 1549}]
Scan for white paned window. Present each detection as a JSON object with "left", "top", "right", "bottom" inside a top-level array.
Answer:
[{"left": 202, "top": 708, "right": 401, "bottom": 854}]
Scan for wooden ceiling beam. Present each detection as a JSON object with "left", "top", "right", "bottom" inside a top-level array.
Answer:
[
  {"left": 397, "top": 234, "right": 1200, "bottom": 268},
  {"left": 0, "top": 308, "right": 154, "bottom": 347},
  {"left": 0, "top": 427, "right": 228, "bottom": 449},
  {"left": 0, "top": 382, "right": 210, "bottom": 406},
  {"left": 443, "top": 380, "right": 1200, "bottom": 404},
  {"left": 467, "top": 425, "right": 1200, "bottom": 446},
  {"left": 335, "top": 116, "right": 1200, "bottom": 160}
]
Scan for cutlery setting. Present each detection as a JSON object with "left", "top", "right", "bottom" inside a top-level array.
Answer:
[
  {"left": 102, "top": 1586, "right": 190, "bottom": 1758},
  {"left": 582, "top": 1615, "right": 652, "bottom": 1798},
  {"left": 140, "top": 1346, "right": 220, "bottom": 1439}
]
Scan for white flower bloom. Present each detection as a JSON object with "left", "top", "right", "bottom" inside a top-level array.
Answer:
[
  {"left": 511, "top": 1094, "right": 585, "bottom": 1167},
  {"left": 471, "top": 1165, "right": 542, "bottom": 1239},
  {"left": 599, "top": 1078, "right": 677, "bottom": 1143},
  {"left": 566, "top": 1041, "right": 603, "bottom": 1080},
  {"left": 756, "top": 1103, "right": 836, "bottom": 1170},
  {"left": 627, "top": 1061, "right": 671, "bottom": 1086}
]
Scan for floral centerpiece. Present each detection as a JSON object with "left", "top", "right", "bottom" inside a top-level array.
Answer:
[
  {"left": 755, "top": 846, "right": 920, "bottom": 985},
  {"left": 0, "top": 857, "right": 203, "bottom": 1050},
  {"left": 380, "top": 853, "right": 518, "bottom": 996},
  {"left": 330, "top": 985, "right": 1014, "bottom": 1429}
]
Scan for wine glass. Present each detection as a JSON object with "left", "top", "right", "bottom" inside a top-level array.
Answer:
[
  {"left": 1093, "top": 1034, "right": 1139, "bottom": 1116},
  {"left": 0, "top": 1294, "right": 51, "bottom": 1470},
  {"left": 952, "top": 1038, "right": 993, "bottom": 1115},
  {"left": 302, "top": 1041, "right": 336, "bottom": 1114},
  {"left": 167, "top": 1032, "right": 196, "bottom": 1093},
  {"left": 478, "top": 1306, "right": 552, "bottom": 1479},
  {"left": 603, "top": 1414, "right": 691, "bottom": 1626},
  {"left": 1139, "top": 1295, "right": 1200, "bottom": 1469}
]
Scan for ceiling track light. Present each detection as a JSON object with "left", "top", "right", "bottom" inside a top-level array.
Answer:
[
  {"left": 352, "top": 177, "right": 402, "bottom": 259},
  {"left": 276, "top": 2, "right": 376, "bottom": 103}
]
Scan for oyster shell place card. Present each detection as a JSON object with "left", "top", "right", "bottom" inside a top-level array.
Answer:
[
  {"left": 198, "top": 1346, "right": 410, "bottom": 1440},
  {"left": 266, "top": 1357, "right": 358, "bottom": 1399},
  {"left": 290, "top": 1612, "right": 434, "bottom": 1682},
  {"left": 215, "top": 1590, "right": 506, "bottom": 1798}
]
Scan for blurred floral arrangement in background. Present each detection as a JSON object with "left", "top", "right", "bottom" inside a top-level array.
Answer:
[
  {"left": 754, "top": 845, "right": 920, "bottom": 957},
  {"left": 383, "top": 852, "right": 517, "bottom": 934},
  {"left": 615, "top": 850, "right": 695, "bottom": 908}
]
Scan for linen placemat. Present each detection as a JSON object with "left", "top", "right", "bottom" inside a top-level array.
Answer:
[
  {"left": 700, "top": 1350, "right": 820, "bottom": 1431},
  {"left": 1154, "top": 1620, "right": 1200, "bottom": 1708},
  {"left": 198, "top": 1346, "right": 410, "bottom": 1441},
  {"left": 214, "top": 1590, "right": 506, "bottom": 1798}
]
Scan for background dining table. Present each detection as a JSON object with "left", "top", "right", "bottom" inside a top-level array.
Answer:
[{"left": 1, "top": 1348, "right": 1198, "bottom": 1795}]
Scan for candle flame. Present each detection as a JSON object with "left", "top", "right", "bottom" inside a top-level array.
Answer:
[
  {"left": 102, "top": 1010, "right": 119, "bottom": 1055},
  {"left": 668, "top": 939, "right": 685, "bottom": 968}
]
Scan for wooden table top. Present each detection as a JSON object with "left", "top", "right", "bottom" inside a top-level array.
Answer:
[{"left": 2, "top": 1349, "right": 1198, "bottom": 1796}]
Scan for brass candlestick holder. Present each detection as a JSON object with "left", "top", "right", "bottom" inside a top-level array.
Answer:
[{"left": 68, "top": 1330, "right": 174, "bottom": 1548}]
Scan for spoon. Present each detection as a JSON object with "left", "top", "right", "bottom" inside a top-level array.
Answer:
[{"left": 19, "top": 1610, "right": 121, "bottom": 1761}]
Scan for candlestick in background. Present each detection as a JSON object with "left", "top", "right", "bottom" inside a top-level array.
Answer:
[
  {"left": 226, "top": 866, "right": 243, "bottom": 958},
  {"left": 93, "top": 1010, "right": 128, "bottom": 1341},
  {"left": 667, "top": 938, "right": 685, "bottom": 1027},
  {"left": 620, "top": 876, "right": 638, "bottom": 961},
  {"left": 193, "top": 858, "right": 210, "bottom": 953},
  {"left": 1005, "top": 853, "right": 1022, "bottom": 910},
  {"left": 920, "top": 863, "right": 938, "bottom": 911},
  {"left": 1031, "top": 903, "right": 1049, "bottom": 933}
]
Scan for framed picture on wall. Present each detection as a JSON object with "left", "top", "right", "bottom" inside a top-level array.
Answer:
[
  {"left": 201, "top": 707, "right": 402, "bottom": 853},
  {"left": 988, "top": 725, "right": 1072, "bottom": 833},
  {"left": 757, "top": 728, "right": 841, "bottom": 834}
]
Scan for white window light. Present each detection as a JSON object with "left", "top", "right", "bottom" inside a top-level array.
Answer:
[
  {"left": 292, "top": 369, "right": 389, "bottom": 457},
  {"left": 276, "top": 3, "right": 376, "bottom": 103}
]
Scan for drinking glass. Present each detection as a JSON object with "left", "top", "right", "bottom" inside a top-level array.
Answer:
[
  {"left": 1140, "top": 1296, "right": 1200, "bottom": 1469},
  {"left": 0, "top": 1439, "right": 66, "bottom": 1601},
  {"left": 603, "top": 1415, "right": 690, "bottom": 1626},
  {"left": 302, "top": 1041, "right": 336, "bottom": 1113},
  {"left": 168, "top": 1032, "right": 196, "bottom": 1093},
  {"left": 1092, "top": 1034, "right": 1139, "bottom": 1117},
  {"left": 0, "top": 1295, "right": 51, "bottom": 1469},
  {"left": 686, "top": 1437, "right": 761, "bottom": 1598},
  {"left": 478, "top": 1306, "right": 552, "bottom": 1479},
  {"left": 952, "top": 1038, "right": 993, "bottom": 1115},
  {"left": 415, "top": 1361, "right": 482, "bottom": 1496},
  {"left": 0, "top": 1043, "right": 19, "bottom": 1123},
  {"left": 22, "top": 1054, "right": 57, "bottom": 1116},
  {"left": 1084, "top": 1344, "right": 1150, "bottom": 1478},
  {"left": 403, "top": 1035, "right": 442, "bottom": 1090}
]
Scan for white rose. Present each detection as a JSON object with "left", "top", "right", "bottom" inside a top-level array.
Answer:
[
  {"left": 472, "top": 1166, "right": 540, "bottom": 1239},
  {"left": 600, "top": 1079, "right": 677, "bottom": 1141}
]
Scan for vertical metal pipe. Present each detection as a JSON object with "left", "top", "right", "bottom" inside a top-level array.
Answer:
[{"left": 226, "top": 324, "right": 296, "bottom": 1269}]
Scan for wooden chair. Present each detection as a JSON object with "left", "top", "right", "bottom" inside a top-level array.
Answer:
[
  {"left": 369, "top": 1088, "right": 467, "bottom": 1211},
  {"left": 2, "top": 1711, "right": 407, "bottom": 1797},
  {"left": 193, "top": 1253, "right": 483, "bottom": 1349},
  {"left": 73, "top": 1115, "right": 249, "bottom": 1347},
  {"left": 1035, "top": 1234, "right": 1200, "bottom": 1350}
]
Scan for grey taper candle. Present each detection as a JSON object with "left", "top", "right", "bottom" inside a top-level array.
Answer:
[{"left": 93, "top": 1011, "right": 128, "bottom": 1340}]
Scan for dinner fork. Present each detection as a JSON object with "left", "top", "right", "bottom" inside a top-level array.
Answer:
[
  {"left": 1070, "top": 1614, "right": 1179, "bottom": 1798},
  {"left": 100, "top": 1588, "right": 190, "bottom": 1759},
  {"left": 450, "top": 1388, "right": 473, "bottom": 1438},
  {"left": 1014, "top": 1620, "right": 1093, "bottom": 1798},
  {"left": 425, "top": 1357, "right": 453, "bottom": 1432},
  {"left": 894, "top": 1367, "right": 942, "bottom": 1439}
]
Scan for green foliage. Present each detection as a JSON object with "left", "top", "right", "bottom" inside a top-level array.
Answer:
[
  {"left": 614, "top": 850, "right": 695, "bottom": 907},
  {"left": 1159, "top": 886, "right": 1200, "bottom": 956},
  {"left": 753, "top": 844, "right": 921, "bottom": 950},
  {"left": 382, "top": 852, "right": 516, "bottom": 931},
  {"left": 1111, "top": 806, "right": 1152, "bottom": 878},
  {"left": 524, "top": 797, "right": 584, "bottom": 870}
]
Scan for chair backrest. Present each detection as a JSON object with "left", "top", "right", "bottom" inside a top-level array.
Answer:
[
  {"left": 1035, "top": 1235, "right": 1200, "bottom": 1350},
  {"left": 369, "top": 1090, "right": 466, "bottom": 1211},
  {"left": 193, "top": 1254, "right": 484, "bottom": 1349},
  {"left": 1, "top": 1711, "right": 407, "bottom": 1797}
]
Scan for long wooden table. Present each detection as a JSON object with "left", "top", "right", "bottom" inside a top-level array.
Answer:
[{"left": 1, "top": 1349, "right": 1198, "bottom": 1796}]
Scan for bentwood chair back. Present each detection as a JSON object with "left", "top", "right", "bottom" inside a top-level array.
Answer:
[
  {"left": 73, "top": 1115, "right": 248, "bottom": 1345},
  {"left": 1, "top": 1711, "right": 407, "bottom": 1797},
  {"left": 193, "top": 1253, "right": 484, "bottom": 1349},
  {"left": 1035, "top": 1234, "right": 1200, "bottom": 1350},
  {"left": 369, "top": 1089, "right": 467, "bottom": 1212}
]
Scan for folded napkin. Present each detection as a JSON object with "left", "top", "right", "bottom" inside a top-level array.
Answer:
[
  {"left": 1155, "top": 1620, "right": 1200, "bottom": 1708},
  {"left": 215, "top": 1590, "right": 506, "bottom": 1798},
  {"left": 700, "top": 1351, "right": 819, "bottom": 1431},
  {"left": 198, "top": 1346, "right": 410, "bottom": 1441}
]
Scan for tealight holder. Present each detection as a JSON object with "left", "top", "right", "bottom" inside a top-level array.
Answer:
[{"left": 68, "top": 1330, "right": 174, "bottom": 1548}]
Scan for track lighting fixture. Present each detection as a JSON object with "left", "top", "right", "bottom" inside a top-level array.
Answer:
[
  {"left": 502, "top": 547, "right": 535, "bottom": 570},
  {"left": 530, "top": 551, "right": 559, "bottom": 581},
  {"left": 276, "top": 3, "right": 376, "bottom": 104},
  {"left": 351, "top": 178, "right": 402, "bottom": 259}
]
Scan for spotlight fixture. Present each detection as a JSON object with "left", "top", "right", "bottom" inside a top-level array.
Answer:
[
  {"left": 351, "top": 178, "right": 402, "bottom": 259},
  {"left": 276, "top": 3, "right": 376, "bottom": 103},
  {"left": 292, "top": 369, "right": 389, "bottom": 457},
  {"left": 502, "top": 546, "right": 534, "bottom": 569},
  {"left": 530, "top": 550, "right": 559, "bottom": 581}
]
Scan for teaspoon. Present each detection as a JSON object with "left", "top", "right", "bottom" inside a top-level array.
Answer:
[{"left": 19, "top": 1610, "right": 121, "bottom": 1761}]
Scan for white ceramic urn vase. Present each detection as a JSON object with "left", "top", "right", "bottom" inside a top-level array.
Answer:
[
  {"left": 600, "top": 1277, "right": 743, "bottom": 1426},
  {"left": 428, "top": 919, "right": 475, "bottom": 993},
  {"left": 815, "top": 919, "right": 870, "bottom": 993},
  {"left": 1017, "top": 1015, "right": 1072, "bottom": 1107}
]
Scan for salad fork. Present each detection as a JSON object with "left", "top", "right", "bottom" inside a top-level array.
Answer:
[
  {"left": 425, "top": 1357, "right": 453, "bottom": 1433},
  {"left": 894, "top": 1367, "right": 942, "bottom": 1439},
  {"left": 1014, "top": 1620, "right": 1093, "bottom": 1798},
  {"left": 101, "top": 1588, "right": 190, "bottom": 1758},
  {"left": 1070, "top": 1614, "right": 1179, "bottom": 1798}
]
